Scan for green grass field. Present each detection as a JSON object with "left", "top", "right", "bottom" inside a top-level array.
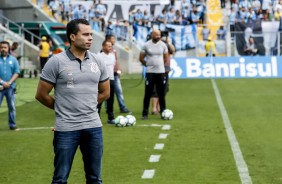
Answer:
[{"left": 1, "top": 77, "right": 282, "bottom": 184}]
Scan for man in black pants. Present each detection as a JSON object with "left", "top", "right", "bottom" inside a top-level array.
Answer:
[{"left": 139, "top": 29, "right": 169, "bottom": 120}]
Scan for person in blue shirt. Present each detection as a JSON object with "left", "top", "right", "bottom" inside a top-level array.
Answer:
[
  {"left": 0, "top": 41, "right": 20, "bottom": 130},
  {"left": 216, "top": 25, "right": 226, "bottom": 40}
]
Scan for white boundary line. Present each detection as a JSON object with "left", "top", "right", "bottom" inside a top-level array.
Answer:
[
  {"left": 17, "top": 127, "right": 53, "bottom": 131},
  {"left": 211, "top": 79, "right": 252, "bottom": 184},
  {"left": 141, "top": 169, "right": 155, "bottom": 179}
]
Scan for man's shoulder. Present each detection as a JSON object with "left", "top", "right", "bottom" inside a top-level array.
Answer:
[{"left": 7, "top": 54, "right": 18, "bottom": 61}]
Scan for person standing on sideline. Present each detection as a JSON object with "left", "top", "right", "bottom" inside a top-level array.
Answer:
[
  {"left": 38, "top": 36, "right": 50, "bottom": 70},
  {"left": 139, "top": 29, "right": 169, "bottom": 120},
  {"left": 205, "top": 36, "right": 216, "bottom": 57},
  {"left": 35, "top": 19, "right": 110, "bottom": 184},
  {"left": 0, "top": 41, "right": 20, "bottom": 130},
  {"left": 151, "top": 36, "right": 175, "bottom": 115},
  {"left": 97, "top": 40, "right": 116, "bottom": 124},
  {"left": 105, "top": 34, "right": 131, "bottom": 113}
]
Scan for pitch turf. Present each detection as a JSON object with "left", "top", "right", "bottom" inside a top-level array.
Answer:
[{"left": 1, "top": 77, "right": 282, "bottom": 183}]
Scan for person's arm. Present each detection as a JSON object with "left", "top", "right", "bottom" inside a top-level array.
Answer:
[
  {"left": 1, "top": 73, "right": 19, "bottom": 88},
  {"left": 35, "top": 80, "right": 55, "bottom": 109},
  {"left": 139, "top": 52, "right": 147, "bottom": 66},
  {"left": 163, "top": 52, "right": 169, "bottom": 65},
  {"left": 98, "top": 80, "right": 110, "bottom": 104}
]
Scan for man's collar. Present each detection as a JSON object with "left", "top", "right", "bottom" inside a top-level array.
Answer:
[{"left": 66, "top": 48, "right": 90, "bottom": 61}]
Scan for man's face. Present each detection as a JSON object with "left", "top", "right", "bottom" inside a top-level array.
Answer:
[
  {"left": 151, "top": 31, "right": 161, "bottom": 43},
  {"left": 72, "top": 24, "right": 93, "bottom": 51},
  {"left": 103, "top": 41, "right": 112, "bottom": 53},
  {"left": 0, "top": 43, "right": 9, "bottom": 57}
]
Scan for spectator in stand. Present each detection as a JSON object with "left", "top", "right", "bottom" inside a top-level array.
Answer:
[
  {"left": 68, "top": 4, "right": 73, "bottom": 21},
  {"left": 237, "top": 7, "right": 247, "bottom": 22},
  {"left": 37, "top": 0, "right": 44, "bottom": 8},
  {"left": 190, "top": 6, "right": 200, "bottom": 24},
  {"left": 72, "top": 4, "right": 84, "bottom": 19},
  {"left": 245, "top": 8, "right": 257, "bottom": 23},
  {"left": 115, "top": 20, "right": 122, "bottom": 41},
  {"left": 252, "top": 0, "right": 261, "bottom": 12},
  {"left": 239, "top": 0, "right": 251, "bottom": 10},
  {"left": 175, "top": 9, "right": 183, "bottom": 24},
  {"left": 274, "top": 8, "right": 282, "bottom": 25},
  {"left": 89, "top": 4, "right": 100, "bottom": 31},
  {"left": 156, "top": 8, "right": 168, "bottom": 30},
  {"left": 62, "top": 0, "right": 71, "bottom": 22},
  {"left": 264, "top": 9, "right": 273, "bottom": 21},
  {"left": 167, "top": 7, "right": 176, "bottom": 24},
  {"left": 216, "top": 25, "right": 226, "bottom": 40},
  {"left": 232, "top": 0, "right": 239, "bottom": 13},
  {"left": 275, "top": 0, "right": 282, "bottom": 11},
  {"left": 229, "top": 7, "right": 236, "bottom": 38},
  {"left": 134, "top": 9, "right": 144, "bottom": 25},
  {"left": 244, "top": 36, "right": 258, "bottom": 55},
  {"left": 120, "top": 20, "right": 129, "bottom": 41},
  {"left": 197, "top": 0, "right": 206, "bottom": 24},
  {"left": 256, "top": 8, "right": 264, "bottom": 20},
  {"left": 128, "top": 9, "right": 137, "bottom": 26},
  {"left": 221, "top": 0, "right": 226, "bottom": 8},
  {"left": 49, "top": 0, "right": 60, "bottom": 20},
  {"left": 201, "top": 25, "right": 210, "bottom": 41},
  {"left": 182, "top": 0, "right": 190, "bottom": 8},
  {"left": 143, "top": 10, "right": 152, "bottom": 27},
  {"left": 96, "top": 0, "right": 107, "bottom": 31},
  {"left": 262, "top": 0, "right": 272, "bottom": 14},
  {"left": 105, "top": 20, "right": 114, "bottom": 36},
  {"left": 182, "top": 5, "right": 191, "bottom": 24}
]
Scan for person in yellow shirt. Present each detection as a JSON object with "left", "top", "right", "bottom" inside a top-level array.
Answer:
[
  {"left": 39, "top": 36, "right": 50, "bottom": 70},
  {"left": 205, "top": 36, "right": 216, "bottom": 57},
  {"left": 274, "top": 8, "right": 282, "bottom": 21}
]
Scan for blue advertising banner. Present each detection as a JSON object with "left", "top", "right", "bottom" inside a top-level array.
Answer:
[{"left": 169, "top": 56, "right": 282, "bottom": 79}]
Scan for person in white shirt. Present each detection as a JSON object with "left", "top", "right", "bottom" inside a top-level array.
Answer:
[{"left": 97, "top": 40, "right": 116, "bottom": 124}]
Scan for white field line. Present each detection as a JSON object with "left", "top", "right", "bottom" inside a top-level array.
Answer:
[
  {"left": 141, "top": 169, "right": 155, "bottom": 179},
  {"left": 211, "top": 79, "right": 252, "bottom": 184},
  {"left": 17, "top": 127, "right": 53, "bottom": 131},
  {"left": 162, "top": 125, "right": 171, "bottom": 130},
  {"left": 149, "top": 155, "right": 161, "bottom": 162},
  {"left": 159, "top": 133, "right": 169, "bottom": 139},
  {"left": 154, "top": 143, "right": 165, "bottom": 150}
]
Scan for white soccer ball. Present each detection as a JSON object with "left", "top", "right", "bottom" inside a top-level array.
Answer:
[
  {"left": 115, "top": 115, "right": 127, "bottom": 127},
  {"left": 125, "top": 115, "right": 136, "bottom": 126},
  {"left": 161, "top": 109, "right": 173, "bottom": 120}
]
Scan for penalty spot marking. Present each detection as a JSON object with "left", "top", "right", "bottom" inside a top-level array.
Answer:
[
  {"left": 154, "top": 143, "right": 165, "bottom": 150},
  {"left": 159, "top": 133, "right": 169, "bottom": 139},
  {"left": 149, "top": 155, "right": 161, "bottom": 162},
  {"left": 141, "top": 169, "right": 155, "bottom": 179},
  {"left": 211, "top": 79, "right": 252, "bottom": 184}
]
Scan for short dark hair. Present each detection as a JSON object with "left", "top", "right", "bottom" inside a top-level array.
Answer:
[
  {"left": 102, "top": 40, "right": 112, "bottom": 46},
  {"left": 105, "top": 34, "right": 115, "bottom": 41},
  {"left": 66, "top": 19, "right": 90, "bottom": 44}
]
